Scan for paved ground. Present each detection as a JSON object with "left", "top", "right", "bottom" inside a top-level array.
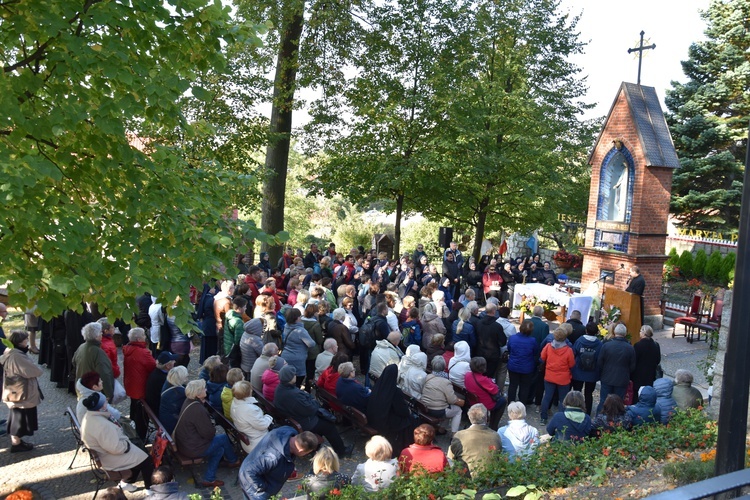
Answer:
[{"left": 0, "top": 321, "right": 711, "bottom": 499}]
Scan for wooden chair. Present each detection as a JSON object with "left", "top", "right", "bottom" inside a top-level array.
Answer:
[
  {"left": 673, "top": 293, "right": 703, "bottom": 339},
  {"left": 203, "top": 402, "right": 250, "bottom": 454},
  {"left": 316, "top": 387, "right": 378, "bottom": 436},
  {"left": 64, "top": 407, "right": 133, "bottom": 499},
  {"left": 252, "top": 389, "right": 304, "bottom": 433},
  {"left": 689, "top": 298, "right": 723, "bottom": 345}
]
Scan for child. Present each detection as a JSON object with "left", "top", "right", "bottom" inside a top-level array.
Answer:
[
  {"left": 222, "top": 368, "right": 245, "bottom": 419},
  {"left": 401, "top": 307, "right": 422, "bottom": 348}
]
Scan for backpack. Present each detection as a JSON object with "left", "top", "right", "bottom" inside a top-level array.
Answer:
[
  {"left": 401, "top": 324, "right": 416, "bottom": 347},
  {"left": 579, "top": 346, "right": 597, "bottom": 371},
  {"left": 359, "top": 317, "right": 377, "bottom": 350}
]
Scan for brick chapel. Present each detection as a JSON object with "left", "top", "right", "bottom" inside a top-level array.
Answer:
[{"left": 580, "top": 82, "right": 680, "bottom": 329}]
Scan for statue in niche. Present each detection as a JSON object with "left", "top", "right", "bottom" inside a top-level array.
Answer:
[{"left": 606, "top": 152, "right": 628, "bottom": 222}]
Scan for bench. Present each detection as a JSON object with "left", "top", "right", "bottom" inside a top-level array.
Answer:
[
  {"left": 203, "top": 401, "right": 250, "bottom": 454},
  {"left": 64, "top": 407, "right": 133, "bottom": 499},
  {"left": 403, "top": 394, "right": 445, "bottom": 430},
  {"left": 252, "top": 389, "right": 304, "bottom": 434},
  {"left": 316, "top": 387, "right": 378, "bottom": 436},
  {"left": 140, "top": 400, "right": 204, "bottom": 484}
]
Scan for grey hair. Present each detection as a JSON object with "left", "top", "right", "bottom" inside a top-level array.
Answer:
[
  {"left": 485, "top": 302, "right": 497, "bottom": 315},
  {"left": 431, "top": 356, "right": 446, "bottom": 372},
  {"left": 82, "top": 322, "right": 103, "bottom": 342},
  {"left": 262, "top": 343, "right": 280, "bottom": 356},
  {"left": 464, "top": 289, "right": 476, "bottom": 300},
  {"left": 185, "top": 379, "right": 206, "bottom": 400},
  {"left": 323, "top": 338, "right": 338, "bottom": 351},
  {"left": 128, "top": 327, "right": 146, "bottom": 342},
  {"left": 96, "top": 317, "right": 112, "bottom": 331},
  {"left": 614, "top": 324, "right": 628, "bottom": 337},
  {"left": 332, "top": 308, "right": 347, "bottom": 321},
  {"left": 675, "top": 369, "right": 694, "bottom": 385},
  {"left": 467, "top": 301, "right": 479, "bottom": 315},
  {"left": 533, "top": 305, "right": 544, "bottom": 317},
  {"left": 166, "top": 365, "right": 189, "bottom": 386},
  {"left": 640, "top": 325, "right": 653, "bottom": 338},
  {"left": 467, "top": 403, "right": 488, "bottom": 425},
  {"left": 296, "top": 289, "right": 310, "bottom": 305},
  {"left": 507, "top": 401, "right": 527, "bottom": 420},
  {"left": 431, "top": 290, "right": 445, "bottom": 302},
  {"left": 338, "top": 362, "right": 355, "bottom": 378}
]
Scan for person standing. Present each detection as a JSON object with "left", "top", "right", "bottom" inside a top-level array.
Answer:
[
  {"left": 596, "top": 324, "right": 636, "bottom": 413},
  {"left": 631, "top": 325, "right": 661, "bottom": 404},
  {"left": 2, "top": 331, "right": 43, "bottom": 452},
  {"left": 625, "top": 266, "right": 646, "bottom": 326},
  {"left": 72, "top": 322, "right": 115, "bottom": 401},
  {"left": 123, "top": 328, "right": 157, "bottom": 440}
]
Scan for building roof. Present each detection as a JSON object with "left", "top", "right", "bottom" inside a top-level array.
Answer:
[{"left": 590, "top": 82, "right": 680, "bottom": 169}]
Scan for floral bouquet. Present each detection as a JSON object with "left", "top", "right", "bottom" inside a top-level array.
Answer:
[{"left": 514, "top": 295, "right": 556, "bottom": 316}]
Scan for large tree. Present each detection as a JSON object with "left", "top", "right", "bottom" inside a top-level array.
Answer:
[
  {"left": 666, "top": 0, "right": 749, "bottom": 234},
  {"left": 0, "top": 0, "right": 271, "bottom": 326},
  {"left": 421, "top": 0, "right": 593, "bottom": 259}
]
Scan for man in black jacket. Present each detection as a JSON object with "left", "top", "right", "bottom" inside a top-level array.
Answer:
[
  {"left": 564, "top": 310, "right": 587, "bottom": 344},
  {"left": 625, "top": 266, "right": 646, "bottom": 326},
  {"left": 596, "top": 324, "right": 636, "bottom": 413},
  {"left": 475, "top": 303, "right": 507, "bottom": 381}
]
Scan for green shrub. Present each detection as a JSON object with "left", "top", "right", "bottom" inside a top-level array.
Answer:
[
  {"left": 678, "top": 250, "right": 694, "bottom": 278},
  {"left": 664, "top": 459, "right": 716, "bottom": 485},
  {"left": 667, "top": 247, "right": 680, "bottom": 265},
  {"left": 693, "top": 249, "right": 708, "bottom": 279},
  {"left": 704, "top": 251, "right": 722, "bottom": 282},
  {"left": 721, "top": 252, "right": 736, "bottom": 285}
]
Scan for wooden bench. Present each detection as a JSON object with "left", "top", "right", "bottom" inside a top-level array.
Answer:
[
  {"left": 252, "top": 389, "right": 304, "bottom": 434},
  {"left": 64, "top": 407, "right": 133, "bottom": 499},
  {"left": 316, "top": 387, "right": 378, "bottom": 436},
  {"left": 203, "top": 401, "right": 250, "bottom": 455},
  {"left": 403, "top": 394, "right": 444, "bottom": 429},
  {"left": 140, "top": 400, "right": 204, "bottom": 484}
]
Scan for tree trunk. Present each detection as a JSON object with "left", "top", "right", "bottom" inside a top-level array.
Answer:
[
  {"left": 473, "top": 201, "right": 489, "bottom": 262},
  {"left": 394, "top": 192, "right": 404, "bottom": 258},
  {"left": 260, "top": 7, "right": 305, "bottom": 266}
]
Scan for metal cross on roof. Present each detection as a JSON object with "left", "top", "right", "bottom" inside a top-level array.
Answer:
[{"left": 627, "top": 30, "right": 656, "bottom": 86}]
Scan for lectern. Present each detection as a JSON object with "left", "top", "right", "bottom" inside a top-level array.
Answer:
[{"left": 605, "top": 285, "right": 642, "bottom": 345}]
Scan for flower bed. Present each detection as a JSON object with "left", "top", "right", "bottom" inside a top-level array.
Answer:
[{"left": 332, "top": 408, "right": 716, "bottom": 499}]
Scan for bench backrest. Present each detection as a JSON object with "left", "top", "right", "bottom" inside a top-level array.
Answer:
[{"left": 204, "top": 402, "right": 250, "bottom": 446}]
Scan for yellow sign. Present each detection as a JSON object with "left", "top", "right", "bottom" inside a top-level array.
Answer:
[
  {"left": 557, "top": 214, "right": 585, "bottom": 224},
  {"left": 595, "top": 220, "right": 630, "bottom": 232},
  {"left": 676, "top": 228, "right": 738, "bottom": 242}
]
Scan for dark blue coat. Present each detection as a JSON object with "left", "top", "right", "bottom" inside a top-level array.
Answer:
[
  {"left": 627, "top": 386, "right": 661, "bottom": 426},
  {"left": 336, "top": 376, "right": 369, "bottom": 413},
  {"left": 507, "top": 334, "right": 539, "bottom": 374},
  {"left": 239, "top": 426, "right": 298, "bottom": 499},
  {"left": 597, "top": 337, "right": 636, "bottom": 387},
  {"left": 547, "top": 407, "right": 592, "bottom": 442},
  {"left": 571, "top": 336, "right": 603, "bottom": 383},
  {"left": 159, "top": 383, "right": 186, "bottom": 435},
  {"left": 206, "top": 380, "right": 227, "bottom": 413},
  {"left": 530, "top": 316, "right": 549, "bottom": 346},
  {"left": 452, "top": 320, "right": 476, "bottom": 353}
]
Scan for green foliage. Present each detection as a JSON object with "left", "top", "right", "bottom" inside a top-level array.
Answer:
[
  {"left": 721, "top": 252, "right": 736, "bottom": 285},
  {"left": 331, "top": 206, "right": 384, "bottom": 256},
  {"left": 666, "top": 0, "right": 749, "bottom": 233},
  {"left": 693, "top": 249, "right": 708, "bottom": 279},
  {"left": 400, "top": 218, "right": 446, "bottom": 261},
  {"left": 704, "top": 250, "right": 723, "bottom": 282},
  {"left": 334, "top": 408, "right": 716, "bottom": 498},
  {"left": 678, "top": 250, "right": 694, "bottom": 278},
  {"left": 0, "top": 0, "right": 273, "bottom": 328},
  {"left": 663, "top": 459, "right": 716, "bottom": 485},
  {"left": 667, "top": 247, "right": 680, "bottom": 266}
]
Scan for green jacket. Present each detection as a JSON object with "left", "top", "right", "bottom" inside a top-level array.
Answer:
[
  {"left": 73, "top": 340, "right": 115, "bottom": 400},
  {"left": 224, "top": 310, "right": 245, "bottom": 354}
]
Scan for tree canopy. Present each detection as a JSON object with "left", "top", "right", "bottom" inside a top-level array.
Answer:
[
  {"left": 0, "top": 0, "right": 272, "bottom": 326},
  {"left": 666, "top": 0, "right": 749, "bottom": 234}
]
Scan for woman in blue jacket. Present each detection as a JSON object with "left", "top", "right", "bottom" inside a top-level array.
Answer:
[
  {"left": 507, "top": 319, "right": 539, "bottom": 404},
  {"left": 571, "top": 322, "right": 603, "bottom": 415},
  {"left": 626, "top": 386, "right": 661, "bottom": 426}
]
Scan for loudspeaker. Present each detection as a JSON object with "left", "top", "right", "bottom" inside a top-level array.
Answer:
[{"left": 439, "top": 227, "right": 453, "bottom": 249}]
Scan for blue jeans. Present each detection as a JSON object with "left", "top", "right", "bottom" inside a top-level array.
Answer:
[
  {"left": 201, "top": 434, "right": 237, "bottom": 481},
  {"left": 597, "top": 383, "right": 627, "bottom": 414},
  {"left": 541, "top": 381, "right": 570, "bottom": 420}
]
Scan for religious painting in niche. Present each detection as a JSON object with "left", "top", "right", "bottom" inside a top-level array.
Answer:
[{"left": 595, "top": 146, "right": 635, "bottom": 252}]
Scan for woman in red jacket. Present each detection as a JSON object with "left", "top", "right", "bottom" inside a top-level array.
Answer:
[
  {"left": 540, "top": 328, "right": 575, "bottom": 424},
  {"left": 97, "top": 318, "right": 120, "bottom": 379},
  {"left": 464, "top": 356, "right": 507, "bottom": 430},
  {"left": 482, "top": 265, "right": 503, "bottom": 301},
  {"left": 123, "top": 327, "right": 156, "bottom": 440}
]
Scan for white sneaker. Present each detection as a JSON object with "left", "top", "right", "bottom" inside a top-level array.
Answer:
[
  {"left": 118, "top": 481, "right": 138, "bottom": 492},
  {"left": 145, "top": 489, "right": 153, "bottom": 496}
]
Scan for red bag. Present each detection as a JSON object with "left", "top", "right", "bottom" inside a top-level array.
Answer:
[
  {"left": 623, "top": 381, "right": 634, "bottom": 405},
  {"left": 151, "top": 429, "right": 169, "bottom": 468}
]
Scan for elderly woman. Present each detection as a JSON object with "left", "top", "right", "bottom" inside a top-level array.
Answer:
[
  {"left": 230, "top": 380, "right": 272, "bottom": 454},
  {"left": 540, "top": 262, "right": 557, "bottom": 286},
  {"left": 261, "top": 355, "right": 286, "bottom": 402},
  {"left": 159, "top": 366, "right": 188, "bottom": 435},
  {"left": 251, "top": 343, "right": 279, "bottom": 394},
  {"left": 546, "top": 390, "right": 592, "bottom": 442},
  {"left": 398, "top": 424, "right": 448, "bottom": 474},
  {"left": 397, "top": 345, "right": 428, "bottom": 400},
  {"left": 352, "top": 435, "right": 398, "bottom": 492},
  {"left": 424, "top": 333, "right": 447, "bottom": 367},
  {"left": 2, "top": 330, "right": 44, "bottom": 452},
  {"left": 672, "top": 369, "right": 704, "bottom": 410},
  {"left": 80, "top": 392, "right": 154, "bottom": 492},
  {"left": 654, "top": 377, "right": 678, "bottom": 424},
  {"left": 173, "top": 379, "right": 240, "bottom": 488},
  {"left": 507, "top": 320, "right": 539, "bottom": 404},
  {"left": 76, "top": 371, "right": 121, "bottom": 424},
  {"left": 632, "top": 325, "right": 661, "bottom": 404},
  {"left": 73, "top": 322, "right": 115, "bottom": 401},
  {"left": 122, "top": 327, "right": 156, "bottom": 440},
  {"left": 420, "top": 302, "right": 446, "bottom": 351},
  {"left": 452, "top": 308, "right": 476, "bottom": 353},
  {"left": 327, "top": 307, "right": 355, "bottom": 360},
  {"left": 497, "top": 402, "right": 540, "bottom": 460},
  {"left": 448, "top": 341, "right": 471, "bottom": 388},
  {"left": 302, "top": 445, "right": 351, "bottom": 498},
  {"left": 464, "top": 357, "right": 506, "bottom": 430},
  {"left": 336, "top": 362, "right": 370, "bottom": 413},
  {"left": 421, "top": 357, "right": 464, "bottom": 435},
  {"left": 280, "top": 308, "right": 316, "bottom": 388}
]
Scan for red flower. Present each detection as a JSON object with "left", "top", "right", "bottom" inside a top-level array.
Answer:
[{"left": 329, "top": 488, "right": 342, "bottom": 496}]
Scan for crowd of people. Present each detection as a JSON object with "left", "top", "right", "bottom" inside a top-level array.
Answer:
[{"left": 0, "top": 241, "right": 706, "bottom": 498}]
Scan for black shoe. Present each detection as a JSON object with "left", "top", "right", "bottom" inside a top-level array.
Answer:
[
  {"left": 341, "top": 444, "right": 354, "bottom": 458},
  {"left": 11, "top": 442, "right": 33, "bottom": 453}
]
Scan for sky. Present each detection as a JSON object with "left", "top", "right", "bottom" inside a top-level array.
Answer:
[{"left": 562, "top": 0, "right": 710, "bottom": 120}]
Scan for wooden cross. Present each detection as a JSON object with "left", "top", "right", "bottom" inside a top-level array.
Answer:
[{"left": 627, "top": 30, "right": 656, "bottom": 85}]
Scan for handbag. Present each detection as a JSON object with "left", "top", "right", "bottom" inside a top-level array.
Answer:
[
  {"left": 2, "top": 374, "right": 28, "bottom": 403},
  {"left": 111, "top": 379, "right": 127, "bottom": 405},
  {"left": 151, "top": 429, "right": 169, "bottom": 468},
  {"left": 471, "top": 373, "right": 499, "bottom": 402},
  {"left": 655, "top": 363, "right": 664, "bottom": 379}
]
